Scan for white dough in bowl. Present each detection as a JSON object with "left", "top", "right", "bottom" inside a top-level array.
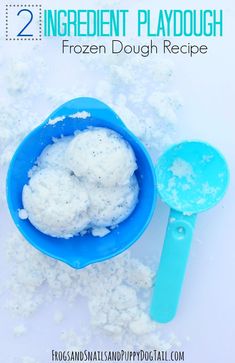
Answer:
[
  {"left": 66, "top": 127, "right": 137, "bottom": 187},
  {"left": 37, "top": 137, "right": 72, "bottom": 171},
  {"left": 87, "top": 175, "right": 139, "bottom": 227},
  {"left": 21, "top": 127, "right": 139, "bottom": 238},
  {"left": 22, "top": 168, "right": 90, "bottom": 238}
]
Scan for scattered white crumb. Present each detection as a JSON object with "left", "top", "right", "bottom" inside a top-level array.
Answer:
[
  {"left": 18, "top": 209, "right": 28, "bottom": 220},
  {"left": 69, "top": 111, "right": 91, "bottom": 119},
  {"left": 169, "top": 332, "right": 182, "bottom": 347},
  {"left": 91, "top": 227, "right": 110, "bottom": 237},
  {"left": 167, "top": 177, "right": 176, "bottom": 189},
  {"left": 169, "top": 158, "right": 194, "bottom": 181},
  {"left": 202, "top": 182, "right": 219, "bottom": 196},
  {"left": 183, "top": 211, "right": 193, "bottom": 216},
  {"left": 170, "top": 217, "right": 176, "bottom": 223},
  {"left": 13, "top": 324, "right": 27, "bottom": 336},
  {"left": 202, "top": 154, "right": 213, "bottom": 163},
  {"left": 148, "top": 91, "right": 182, "bottom": 123},
  {"left": 103, "top": 324, "right": 122, "bottom": 335},
  {"left": 129, "top": 312, "right": 156, "bottom": 335},
  {"left": 48, "top": 115, "right": 65, "bottom": 125},
  {"left": 126, "top": 258, "right": 154, "bottom": 289},
  {"left": 110, "top": 285, "right": 137, "bottom": 310},
  {"left": 4, "top": 232, "right": 178, "bottom": 350}
]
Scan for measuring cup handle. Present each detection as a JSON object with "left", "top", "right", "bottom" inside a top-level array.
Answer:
[{"left": 150, "top": 209, "right": 197, "bottom": 323}]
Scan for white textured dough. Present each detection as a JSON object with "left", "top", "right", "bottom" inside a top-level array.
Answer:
[
  {"left": 66, "top": 127, "right": 137, "bottom": 187},
  {"left": 21, "top": 128, "right": 139, "bottom": 238},
  {"left": 87, "top": 175, "right": 139, "bottom": 227},
  {"left": 37, "top": 137, "right": 72, "bottom": 171},
  {"left": 22, "top": 168, "right": 90, "bottom": 238}
]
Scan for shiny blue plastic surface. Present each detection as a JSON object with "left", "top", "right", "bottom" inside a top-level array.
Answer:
[
  {"left": 6, "top": 98, "right": 157, "bottom": 269},
  {"left": 151, "top": 141, "right": 229, "bottom": 323}
]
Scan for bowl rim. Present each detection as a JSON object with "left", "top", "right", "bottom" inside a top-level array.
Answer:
[{"left": 6, "top": 98, "right": 158, "bottom": 268}]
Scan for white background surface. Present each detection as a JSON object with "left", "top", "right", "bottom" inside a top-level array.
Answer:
[{"left": 0, "top": 1, "right": 235, "bottom": 362}]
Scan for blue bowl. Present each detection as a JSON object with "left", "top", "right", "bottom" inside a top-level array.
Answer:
[{"left": 6, "top": 98, "right": 157, "bottom": 268}]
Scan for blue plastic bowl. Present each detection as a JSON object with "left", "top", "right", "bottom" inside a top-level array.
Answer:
[{"left": 6, "top": 98, "right": 157, "bottom": 269}]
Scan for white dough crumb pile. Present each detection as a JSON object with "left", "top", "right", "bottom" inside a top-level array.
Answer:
[
  {"left": 21, "top": 128, "right": 139, "bottom": 238},
  {"left": 5, "top": 232, "right": 181, "bottom": 352},
  {"left": 169, "top": 158, "right": 194, "bottom": 181}
]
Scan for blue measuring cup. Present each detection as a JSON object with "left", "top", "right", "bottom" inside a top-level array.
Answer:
[
  {"left": 6, "top": 97, "right": 157, "bottom": 269},
  {"left": 150, "top": 141, "right": 229, "bottom": 323}
]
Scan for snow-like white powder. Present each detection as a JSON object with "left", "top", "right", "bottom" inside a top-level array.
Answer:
[
  {"left": 69, "top": 111, "right": 91, "bottom": 119},
  {"left": 66, "top": 127, "right": 137, "bottom": 187},
  {"left": 36, "top": 137, "right": 72, "bottom": 171},
  {"left": 22, "top": 168, "right": 90, "bottom": 238},
  {"left": 21, "top": 128, "right": 139, "bottom": 238},
  {"left": 169, "top": 158, "right": 194, "bottom": 182},
  {"left": 48, "top": 115, "right": 65, "bottom": 125},
  {"left": 48, "top": 111, "right": 90, "bottom": 125},
  {"left": 0, "top": 44, "right": 181, "bottom": 359},
  {"left": 5, "top": 232, "right": 180, "bottom": 351},
  {"left": 91, "top": 227, "right": 110, "bottom": 237},
  {"left": 202, "top": 182, "right": 219, "bottom": 195},
  {"left": 18, "top": 209, "right": 28, "bottom": 220}
]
